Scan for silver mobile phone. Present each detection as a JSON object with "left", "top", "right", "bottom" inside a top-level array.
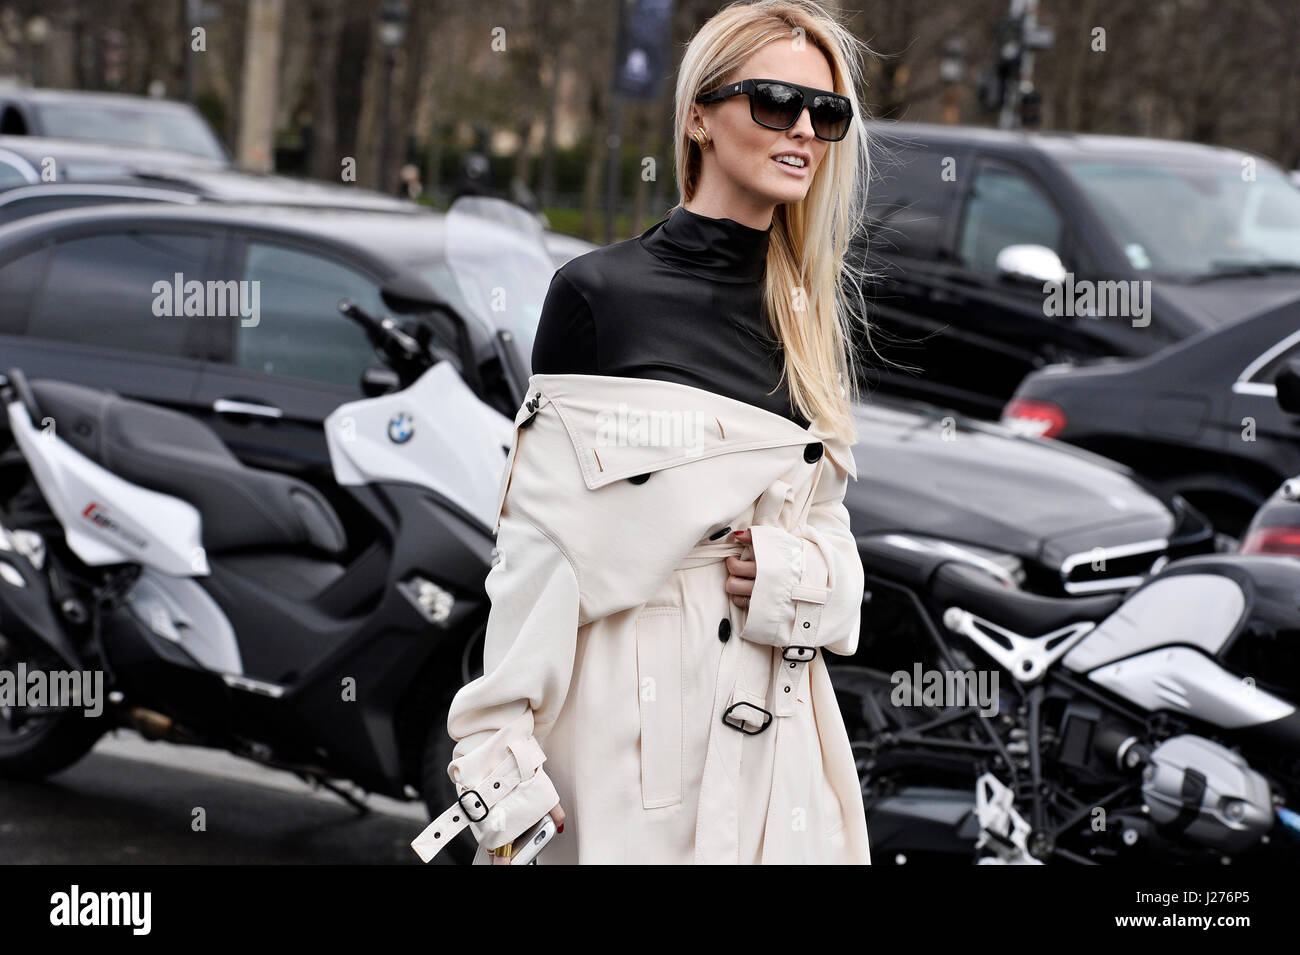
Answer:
[{"left": 509, "top": 814, "right": 558, "bottom": 865}]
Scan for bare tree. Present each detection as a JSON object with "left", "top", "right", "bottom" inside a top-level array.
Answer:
[{"left": 237, "top": 0, "right": 284, "bottom": 171}]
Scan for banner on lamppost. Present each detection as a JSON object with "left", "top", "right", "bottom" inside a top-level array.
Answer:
[
  {"left": 605, "top": 0, "right": 673, "bottom": 244},
  {"left": 614, "top": 0, "right": 674, "bottom": 101}
]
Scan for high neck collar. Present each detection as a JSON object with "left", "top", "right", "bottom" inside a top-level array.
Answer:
[{"left": 639, "top": 206, "right": 772, "bottom": 283}]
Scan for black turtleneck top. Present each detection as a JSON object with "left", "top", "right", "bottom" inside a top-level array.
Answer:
[{"left": 531, "top": 205, "right": 811, "bottom": 429}]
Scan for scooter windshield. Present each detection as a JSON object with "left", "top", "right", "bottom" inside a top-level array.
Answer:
[{"left": 444, "top": 196, "right": 556, "bottom": 382}]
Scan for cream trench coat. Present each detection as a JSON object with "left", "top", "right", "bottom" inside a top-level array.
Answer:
[{"left": 411, "top": 372, "right": 871, "bottom": 865}]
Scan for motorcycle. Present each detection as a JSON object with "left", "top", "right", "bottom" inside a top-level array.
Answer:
[
  {"left": 832, "top": 359, "right": 1300, "bottom": 863},
  {"left": 0, "top": 195, "right": 551, "bottom": 864}
]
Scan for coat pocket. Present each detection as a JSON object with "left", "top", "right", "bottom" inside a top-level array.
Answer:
[
  {"left": 635, "top": 606, "right": 683, "bottom": 809},
  {"left": 817, "top": 761, "right": 849, "bottom": 839}
]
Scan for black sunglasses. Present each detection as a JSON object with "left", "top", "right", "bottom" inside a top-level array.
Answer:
[{"left": 695, "top": 77, "right": 853, "bottom": 142}]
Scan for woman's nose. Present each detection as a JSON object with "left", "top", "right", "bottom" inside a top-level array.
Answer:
[{"left": 788, "top": 106, "right": 816, "bottom": 139}]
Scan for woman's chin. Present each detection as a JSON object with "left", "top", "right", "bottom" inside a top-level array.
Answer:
[
  {"left": 767, "top": 186, "right": 811, "bottom": 207},
  {"left": 754, "top": 179, "right": 811, "bottom": 207}
]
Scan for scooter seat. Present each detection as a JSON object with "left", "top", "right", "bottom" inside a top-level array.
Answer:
[{"left": 28, "top": 379, "right": 347, "bottom": 556}]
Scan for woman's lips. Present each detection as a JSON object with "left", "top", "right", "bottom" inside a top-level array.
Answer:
[{"left": 771, "top": 156, "right": 808, "bottom": 178}]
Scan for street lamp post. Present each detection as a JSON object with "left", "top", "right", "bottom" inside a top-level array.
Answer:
[
  {"left": 939, "top": 34, "right": 966, "bottom": 124},
  {"left": 604, "top": 0, "right": 628, "bottom": 246},
  {"left": 994, "top": 0, "right": 1053, "bottom": 130},
  {"left": 26, "top": 16, "right": 48, "bottom": 87},
  {"left": 378, "top": 0, "right": 408, "bottom": 194},
  {"left": 604, "top": 0, "right": 674, "bottom": 243}
]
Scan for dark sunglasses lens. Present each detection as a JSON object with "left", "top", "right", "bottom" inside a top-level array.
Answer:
[
  {"left": 811, "top": 95, "right": 851, "bottom": 141},
  {"left": 752, "top": 83, "right": 803, "bottom": 130}
]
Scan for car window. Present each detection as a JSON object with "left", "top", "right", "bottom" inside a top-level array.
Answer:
[
  {"left": 28, "top": 231, "right": 212, "bottom": 358},
  {"left": 237, "top": 242, "right": 384, "bottom": 389},
  {"left": 957, "top": 162, "right": 1063, "bottom": 274},
  {"left": 866, "top": 144, "right": 963, "bottom": 258},
  {"left": 1245, "top": 336, "right": 1300, "bottom": 387},
  {"left": 0, "top": 246, "right": 50, "bottom": 335},
  {"left": 33, "top": 102, "right": 226, "bottom": 162},
  {"left": 1064, "top": 160, "right": 1300, "bottom": 277},
  {"left": 0, "top": 194, "right": 177, "bottom": 226},
  {"left": 0, "top": 159, "right": 31, "bottom": 189}
]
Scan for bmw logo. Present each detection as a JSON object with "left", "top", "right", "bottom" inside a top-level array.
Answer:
[{"left": 388, "top": 413, "right": 414, "bottom": 444}]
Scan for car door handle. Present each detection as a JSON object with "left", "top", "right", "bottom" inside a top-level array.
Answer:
[{"left": 212, "top": 398, "right": 283, "bottom": 419}]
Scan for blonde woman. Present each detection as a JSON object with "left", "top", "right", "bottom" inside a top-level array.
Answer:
[{"left": 413, "top": 0, "right": 872, "bottom": 865}]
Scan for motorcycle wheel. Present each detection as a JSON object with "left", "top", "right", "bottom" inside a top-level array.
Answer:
[{"left": 0, "top": 634, "right": 105, "bottom": 779}]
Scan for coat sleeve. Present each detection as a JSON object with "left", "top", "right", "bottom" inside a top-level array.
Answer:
[
  {"left": 740, "top": 456, "right": 864, "bottom": 657},
  {"left": 438, "top": 508, "right": 580, "bottom": 851}
]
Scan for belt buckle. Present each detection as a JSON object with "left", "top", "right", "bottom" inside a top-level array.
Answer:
[
  {"left": 782, "top": 645, "right": 816, "bottom": 662},
  {"left": 722, "top": 700, "right": 773, "bottom": 735},
  {"left": 456, "top": 788, "right": 489, "bottom": 822}
]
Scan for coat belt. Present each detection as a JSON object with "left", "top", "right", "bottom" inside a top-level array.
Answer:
[{"left": 673, "top": 532, "right": 816, "bottom": 864}]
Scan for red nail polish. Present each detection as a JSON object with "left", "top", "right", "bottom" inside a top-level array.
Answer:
[{"left": 557, "top": 822, "right": 564, "bottom": 834}]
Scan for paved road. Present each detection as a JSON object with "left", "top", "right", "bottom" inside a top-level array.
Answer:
[{"left": 0, "top": 729, "right": 443, "bottom": 864}]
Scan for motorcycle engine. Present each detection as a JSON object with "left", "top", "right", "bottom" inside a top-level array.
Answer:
[{"left": 1141, "top": 735, "right": 1274, "bottom": 853}]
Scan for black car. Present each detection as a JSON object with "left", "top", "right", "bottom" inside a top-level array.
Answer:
[
  {"left": 1003, "top": 298, "right": 1300, "bottom": 536},
  {"left": 846, "top": 396, "right": 1212, "bottom": 600},
  {"left": 0, "top": 203, "right": 521, "bottom": 485},
  {"left": 0, "top": 200, "right": 602, "bottom": 574},
  {"left": 854, "top": 121, "right": 1300, "bottom": 417},
  {"left": 1240, "top": 477, "right": 1300, "bottom": 556},
  {"left": 0, "top": 88, "right": 229, "bottom": 163},
  {"left": 0, "top": 202, "right": 1210, "bottom": 601}
]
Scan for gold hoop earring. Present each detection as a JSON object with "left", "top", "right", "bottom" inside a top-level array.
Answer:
[{"left": 693, "top": 124, "right": 712, "bottom": 151}]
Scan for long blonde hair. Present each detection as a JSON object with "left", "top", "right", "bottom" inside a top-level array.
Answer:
[{"left": 673, "top": 0, "right": 872, "bottom": 445}]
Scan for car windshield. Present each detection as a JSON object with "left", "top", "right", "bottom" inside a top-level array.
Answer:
[
  {"left": 34, "top": 102, "right": 227, "bottom": 161},
  {"left": 1063, "top": 159, "right": 1300, "bottom": 280}
]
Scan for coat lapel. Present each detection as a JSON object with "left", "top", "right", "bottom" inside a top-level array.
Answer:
[
  {"left": 528, "top": 373, "right": 858, "bottom": 486},
  {"left": 489, "top": 373, "right": 857, "bottom": 624}
]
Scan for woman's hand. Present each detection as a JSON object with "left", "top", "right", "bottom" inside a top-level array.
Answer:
[
  {"left": 724, "top": 528, "right": 756, "bottom": 610},
  {"left": 489, "top": 802, "right": 566, "bottom": 864}
]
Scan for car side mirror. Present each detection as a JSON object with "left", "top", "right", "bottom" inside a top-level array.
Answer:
[
  {"left": 996, "top": 244, "right": 1067, "bottom": 287},
  {"left": 361, "top": 364, "right": 401, "bottom": 397},
  {"left": 1276, "top": 358, "right": 1300, "bottom": 414}
]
